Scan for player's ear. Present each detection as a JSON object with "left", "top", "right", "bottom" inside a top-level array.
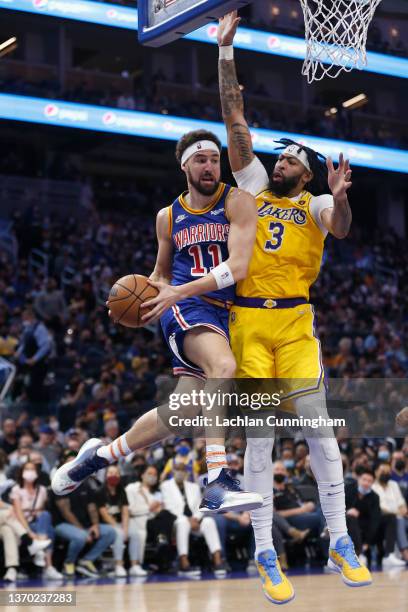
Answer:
[{"left": 302, "top": 170, "right": 313, "bottom": 187}]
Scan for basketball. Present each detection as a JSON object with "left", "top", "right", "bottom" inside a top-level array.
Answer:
[{"left": 107, "top": 274, "right": 159, "bottom": 328}]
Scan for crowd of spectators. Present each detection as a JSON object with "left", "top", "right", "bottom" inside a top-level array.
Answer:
[{"left": 0, "top": 198, "right": 407, "bottom": 581}]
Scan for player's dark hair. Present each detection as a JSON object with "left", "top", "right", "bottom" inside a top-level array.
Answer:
[
  {"left": 274, "top": 138, "right": 328, "bottom": 196},
  {"left": 175, "top": 130, "right": 222, "bottom": 164}
]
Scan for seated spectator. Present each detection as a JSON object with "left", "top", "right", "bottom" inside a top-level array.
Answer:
[
  {"left": 98, "top": 465, "right": 129, "bottom": 577},
  {"left": 126, "top": 465, "right": 174, "bottom": 575},
  {"left": 10, "top": 461, "right": 61, "bottom": 579},
  {"left": 391, "top": 451, "right": 408, "bottom": 501},
  {"left": 345, "top": 469, "right": 381, "bottom": 565},
  {"left": 92, "top": 372, "right": 120, "bottom": 404},
  {"left": 273, "top": 462, "right": 325, "bottom": 538},
  {"left": 33, "top": 425, "right": 61, "bottom": 474},
  {"left": 51, "top": 454, "right": 115, "bottom": 578},
  {"left": 28, "top": 451, "right": 51, "bottom": 486},
  {"left": 0, "top": 418, "right": 18, "bottom": 455},
  {"left": 160, "top": 439, "right": 196, "bottom": 482},
  {"left": 372, "top": 463, "right": 407, "bottom": 566},
  {"left": 160, "top": 463, "right": 225, "bottom": 576}
]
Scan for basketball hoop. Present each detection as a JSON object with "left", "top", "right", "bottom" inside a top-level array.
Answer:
[{"left": 299, "top": 0, "right": 383, "bottom": 83}]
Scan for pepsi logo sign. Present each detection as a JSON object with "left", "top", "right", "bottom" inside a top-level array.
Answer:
[{"left": 44, "top": 104, "right": 58, "bottom": 117}]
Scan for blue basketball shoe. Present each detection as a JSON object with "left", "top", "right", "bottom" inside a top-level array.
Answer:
[
  {"left": 51, "top": 438, "right": 108, "bottom": 495},
  {"left": 199, "top": 468, "right": 263, "bottom": 513}
]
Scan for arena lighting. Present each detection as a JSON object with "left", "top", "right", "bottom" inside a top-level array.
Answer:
[
  {"left": 325, "top": 107, "right": 338, "bottom": 117},
  {"left": 0, "top": 36, "right": 17, "bottom": 57},
  {"left": 0, "top": 93, "right": 407, "bottom": 174},
  {"left": 0, "top": 2, "right": 407, "bottom": 79},
  {"left": 342, "top": 93, "right": 368, "bottom": 109}
]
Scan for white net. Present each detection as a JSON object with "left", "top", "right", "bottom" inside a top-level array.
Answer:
[{"left": 299, "top": 0, "right": 383, "bottom": 83}]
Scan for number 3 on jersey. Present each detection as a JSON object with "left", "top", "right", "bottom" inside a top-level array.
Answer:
[
  {"left": 264, "top": 222, "right": 285, "bottom": 252},
  {"left": 188, "top": 244, "right": 222, "bottom": 276}
]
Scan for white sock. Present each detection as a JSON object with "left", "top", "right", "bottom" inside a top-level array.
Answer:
[
  {"left": 244, "top": 437, "right": 275, "bottom": 559},
  {"left": 295, "top": 392, "right": 348, "bottom": 550},
  {"left": 206, "top": 444, "right": 227, "bottom": 483},
  {"left": 96, "top": 434, "right": 132, "bottom": 463}
]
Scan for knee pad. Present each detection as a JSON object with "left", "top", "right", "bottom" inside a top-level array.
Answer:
[
  {"left": 311, "top": 437, "right": 340, "bottom": 462},
  {"left": 246, "top": 437, "right": 274, "bottom": 473}
]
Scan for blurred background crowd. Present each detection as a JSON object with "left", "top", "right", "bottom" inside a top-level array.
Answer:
[
  {"left": 0, "top": 201, "right": 407, "bottom": 582},
  {"left": 0, "top": 0, "right": 407, "bottom": 586}
]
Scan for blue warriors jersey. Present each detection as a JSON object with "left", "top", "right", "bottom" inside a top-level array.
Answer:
[{"left": 168, "top": 182, "right": 235, "bottom": 305}]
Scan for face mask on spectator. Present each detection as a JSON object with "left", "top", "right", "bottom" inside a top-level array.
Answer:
[
  {"left": 379, "top": 473, "right": 390, "bottom": 484},
  {"left": 358, "top": 485, "right": 371, "bottom": 495},
  {"left": 106, "top": 475, "right": 120, "bottom": 487},
  {"left": 378, "top": 450, "right": 390, "bottom": 461},
  {"left": 283, "top": 459, "right": 295, "bottom": 470},
  {"left": 144, "top": 474, "right": 158, "bottom": 486},
  {"left": 176, "top": 445, "right": 190, "bottom": 457},
  {"left": 395, "top": 460, "right": 405, "bottom": 471},
  {"left": 174, "top": 470, "right": 185, "bottom": 484},
  {"left": 274, "top": 474, "right": 286, "bottom": 484},
  {"left": 23, "top": 470, "right": 37, "bottom": 482}
]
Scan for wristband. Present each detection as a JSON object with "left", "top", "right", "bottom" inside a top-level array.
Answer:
[
  {"left": 211, "top": 262, "right": 235, "bottom": 289},
  {"left": 219, "top": 45, "right": 234, "bottom": 61}
]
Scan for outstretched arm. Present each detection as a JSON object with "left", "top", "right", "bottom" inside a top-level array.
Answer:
[
  {"left": 141, "top": 190, "right": 257, "bottom": 323},
  {"left": 218, "top": 12, "right": 255, "bottom": 173}
]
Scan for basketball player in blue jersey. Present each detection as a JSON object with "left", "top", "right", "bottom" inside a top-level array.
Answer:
[{"left": 52, "top": 129, "right": 264, "bottom": 523}]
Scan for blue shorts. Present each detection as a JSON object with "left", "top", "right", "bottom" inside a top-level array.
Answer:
[{"left": 160, "top": 297, "right": 230, "bottom": 380}]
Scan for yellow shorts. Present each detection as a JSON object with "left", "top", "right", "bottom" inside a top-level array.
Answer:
[{"left": 229, "top": 303, "right": 324, "bottom": 401}]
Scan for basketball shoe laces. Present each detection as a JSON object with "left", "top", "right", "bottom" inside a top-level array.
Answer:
[
  {"left": 259, "top": 551, "right": 283, "bottom": 585},
  {"left": 335, "top": 537, "right": 360, "bottom": 569},
  {"left": 203, "top": 469, "right": 242, "bottom": 491},
  {"left": 68, "top": 451, "right": 108, "bottom": 481}
]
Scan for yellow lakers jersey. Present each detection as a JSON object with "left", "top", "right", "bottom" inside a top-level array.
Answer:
[{"left": 237, "top": 190, "right": 325, "bottom": 300}]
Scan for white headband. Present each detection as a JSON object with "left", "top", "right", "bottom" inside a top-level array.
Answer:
[
  {"left": 181, "top": 140, "right": 220, "bottom": 166},
  {"left": 282, "top": 145, "right": 311, "bottom": 173}
]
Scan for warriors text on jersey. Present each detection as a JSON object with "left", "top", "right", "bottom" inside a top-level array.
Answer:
[{"left": 168, "top": 182, "right": 235, "bottom": 305}]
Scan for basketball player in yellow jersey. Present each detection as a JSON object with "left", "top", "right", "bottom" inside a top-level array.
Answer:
[{"left": 217, "top": 12, "right": 372, "bottom": 605}]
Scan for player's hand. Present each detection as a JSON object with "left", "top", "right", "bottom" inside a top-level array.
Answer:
[
  {"left": 327, "top": 153, "right": 352, "bottom": 200},
  {"left": 218, "top": 11, "right": 241, "bottom": 47},
  {"left": 140, "top": 281, "right": 182, "bottom": 324},
  {"left": 396, "top": 407, "right": 408, "bottom": 428},
  {"left": 105, "top": 302, "right": 118, "bottom": 323}
]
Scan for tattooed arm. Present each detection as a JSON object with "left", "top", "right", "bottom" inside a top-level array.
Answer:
[{"left": 218, "top": 12, "right": 255, "bottom": 173}]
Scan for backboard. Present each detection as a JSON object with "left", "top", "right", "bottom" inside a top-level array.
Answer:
[{"left": 138, "top": 0, "right": 253, "bottom": 46}]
